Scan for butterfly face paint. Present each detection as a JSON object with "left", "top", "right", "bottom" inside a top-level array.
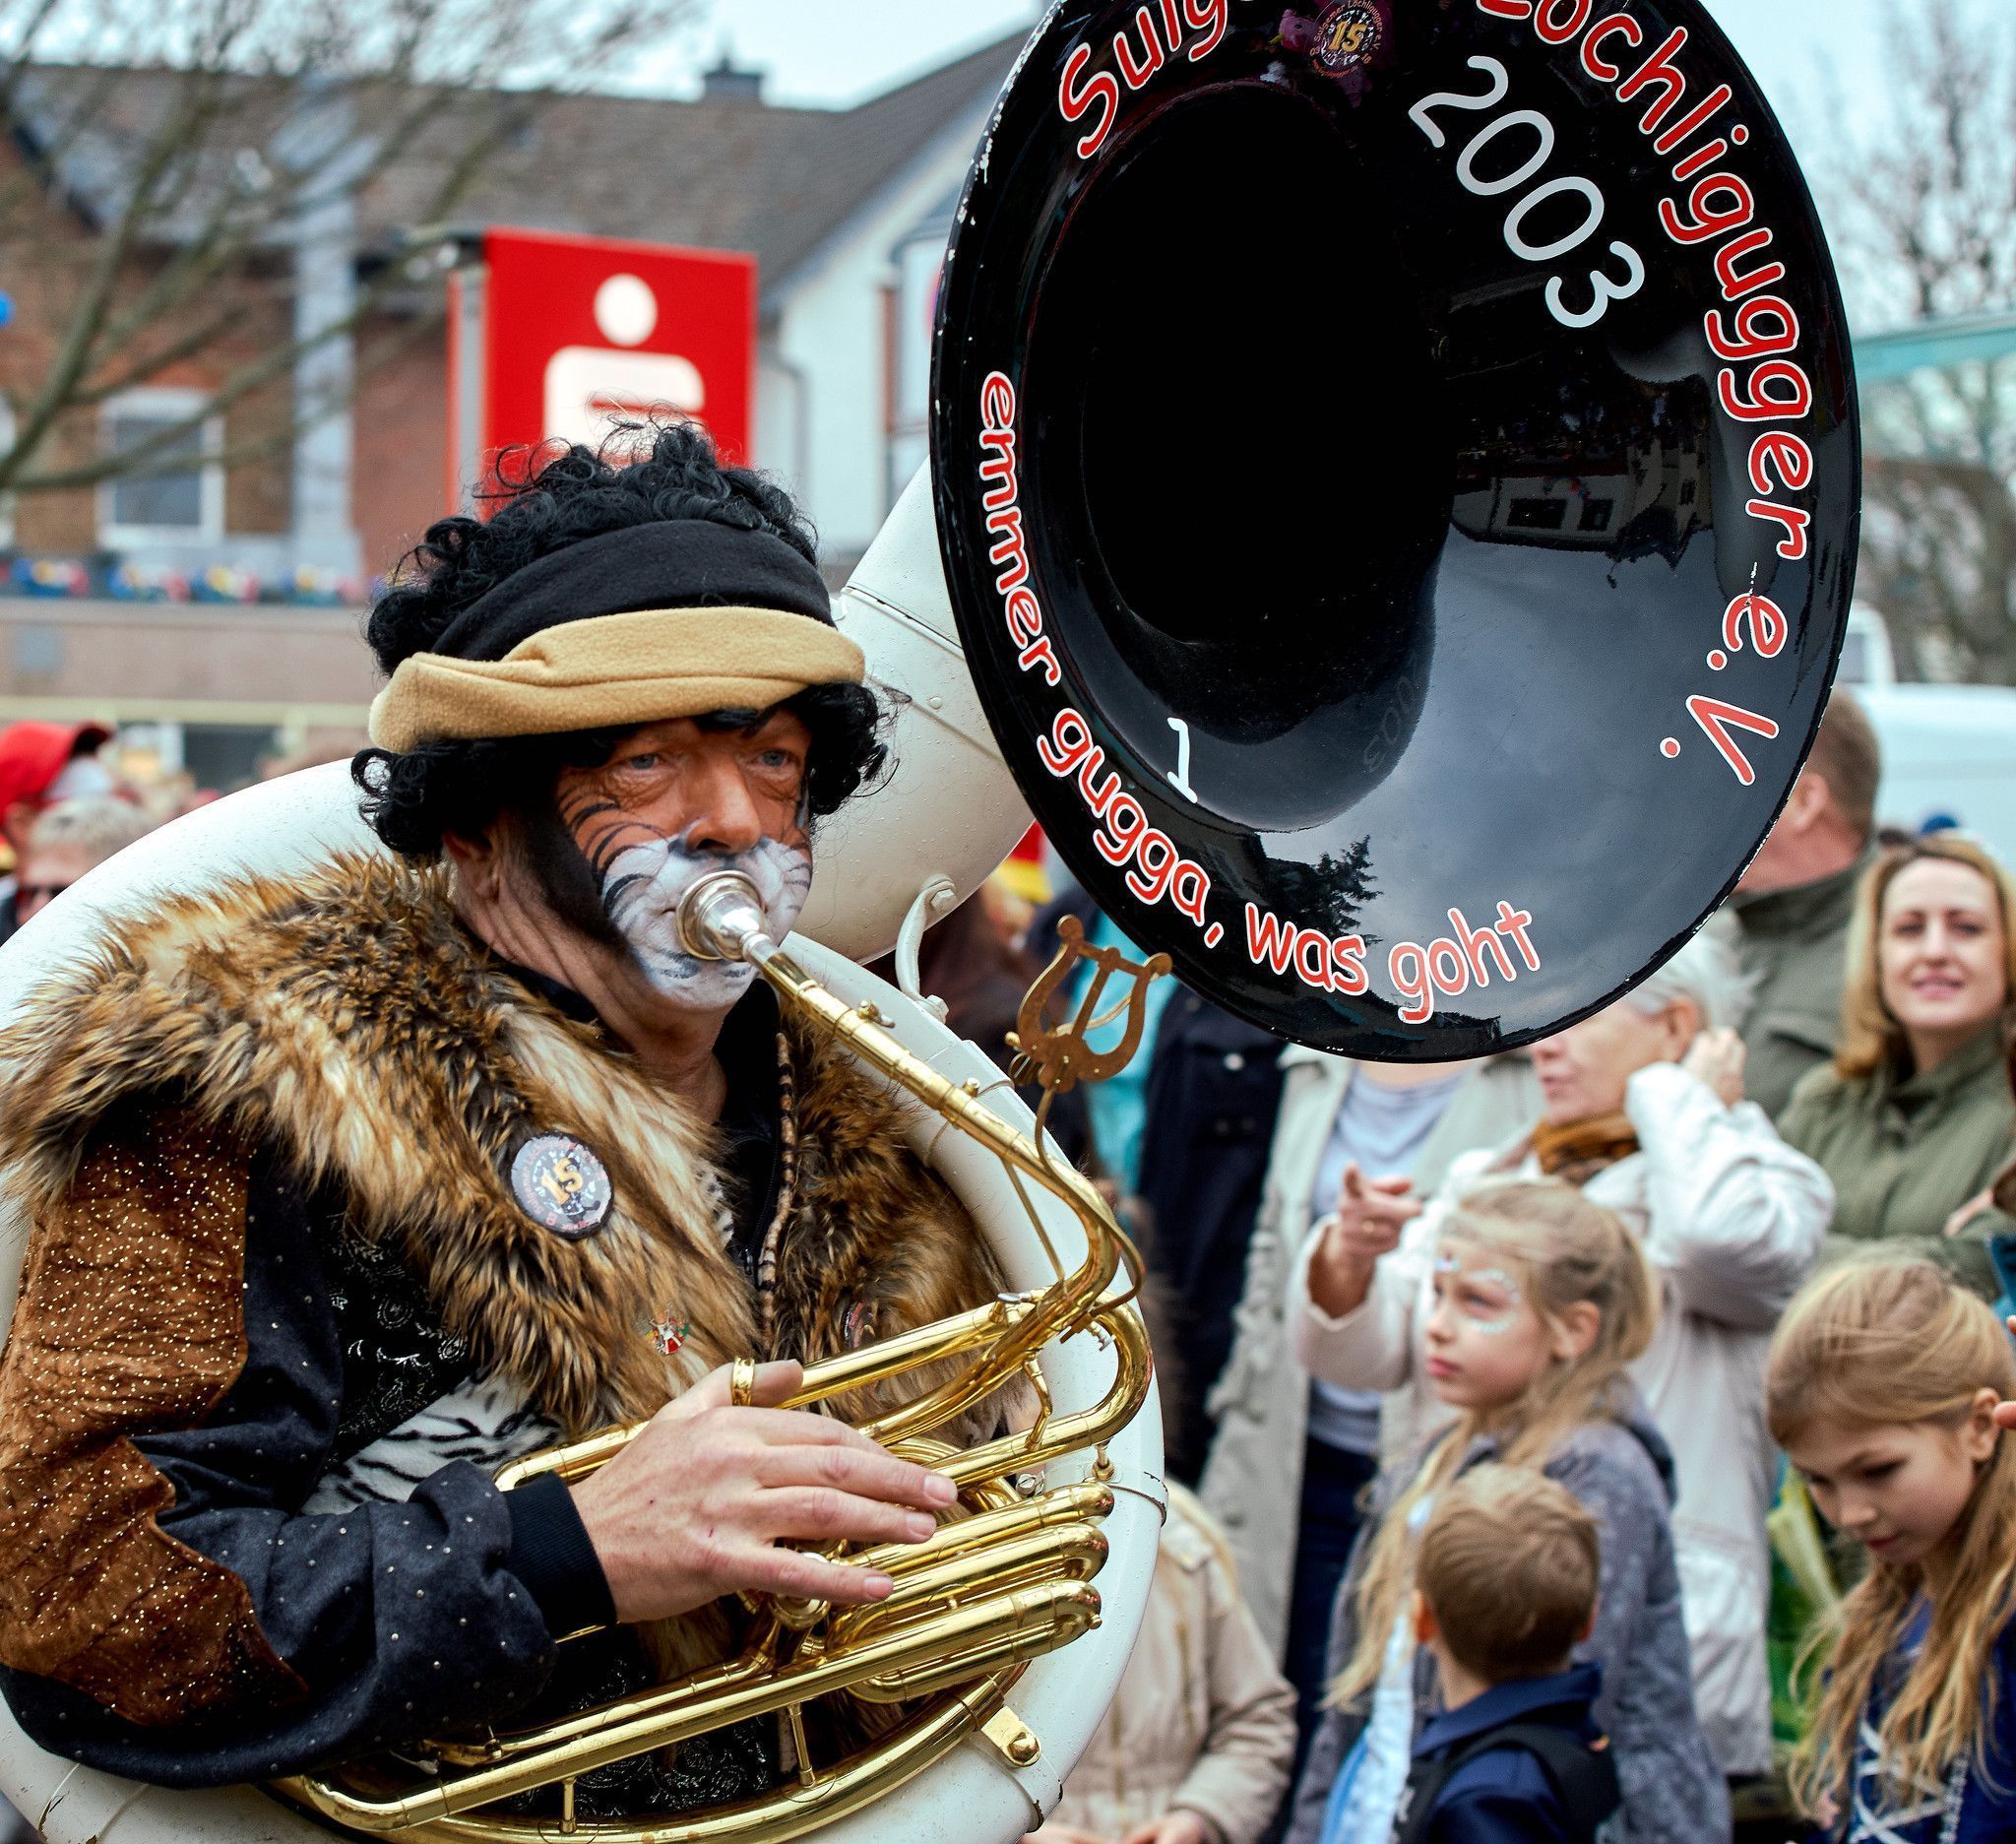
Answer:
[
  {"left": 1423, "top": 1240, "right": 1552, "bottom": 1411},
  {"left": 1463, "top": 1269, "right": 1524, "bottom": 1338}
]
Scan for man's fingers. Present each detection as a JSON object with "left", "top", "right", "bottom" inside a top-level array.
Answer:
[
  {"left": 751, "top": 1439, "right": 957, "bottom": 1509},
  {"left": 728, "top": 1406, "right": 884, "bottom": 1449},
  {"left": 740, "top": 1544, "right": 897, "bottom": 1607},
  {"left": 668, "top": 1359, "right": 805, "bottom": 1420},
  {"left": 1340, "top": 1160, "right": 1365, "bottom": 1201},
  {"left": 757, "top": 1486, "right": 945, "bottom": 1547},
  {"left": 1365, "top": 1174, "right": 1415, "bottom": 1196},
  {"left": 1995, "top": 1400, "right": 2016, "bottom": 1433},
  {"left": 1362, "top": 1193, "right": 1423, "bottom": 1225}
]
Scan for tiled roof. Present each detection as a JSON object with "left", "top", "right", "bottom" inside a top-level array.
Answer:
[{"left": 15, "top": 32, "right": 1025, "bottom": 298}]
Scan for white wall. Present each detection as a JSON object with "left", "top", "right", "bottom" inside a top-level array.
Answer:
[{"left": 757, "top": 97, "right": 995, "bottom": 564}]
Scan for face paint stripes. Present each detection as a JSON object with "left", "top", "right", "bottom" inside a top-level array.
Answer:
[
  {"left": 554, "top": 778, "right": 814, "bottom": 1008},
  {"left": 1464, "top": 1266, "right": 1523, "bottom": 1336}
]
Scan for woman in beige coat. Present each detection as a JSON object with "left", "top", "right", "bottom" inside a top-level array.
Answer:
[{"left": 1028, "top": 1484, "right": 1296, "bottom": 1844}]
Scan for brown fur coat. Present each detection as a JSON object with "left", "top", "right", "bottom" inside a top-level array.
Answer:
[{"left": 0, "top": 855, "right": 1003, "bottom": 1440}]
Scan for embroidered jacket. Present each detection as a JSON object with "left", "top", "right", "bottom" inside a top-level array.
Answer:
[
  {"left": 0, "top": 857, "right": 1003, "bottom": 1792},
  {"left": 1835, "top": 1605, "right": 2016, "bottom": 1844}
]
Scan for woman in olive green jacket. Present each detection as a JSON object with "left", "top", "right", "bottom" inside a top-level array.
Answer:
[{"left": 1779, "top": 836, "right": 2016, "bottom": 1298}]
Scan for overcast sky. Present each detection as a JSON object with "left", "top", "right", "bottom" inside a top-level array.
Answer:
[{"left": 661, "top": 0, "right": 1912, "bottom": 138}]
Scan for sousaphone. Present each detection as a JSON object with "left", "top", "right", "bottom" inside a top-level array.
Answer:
[{"left": 0, "top": 2, "right": 1856, "bottom": 1839}]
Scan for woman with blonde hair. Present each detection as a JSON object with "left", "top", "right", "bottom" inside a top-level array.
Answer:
[
  {"left": 1285, "top": 1177, "right": 1726, "bottom": 1844},
  {"left": 1768, "top": 1254, "right": 2016, "bottom": 1841},
  {"left": 1780, "top": 836, "right": 2016, "bottom": 1294}
]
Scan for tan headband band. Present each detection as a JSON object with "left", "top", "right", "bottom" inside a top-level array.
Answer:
[{"left": 367, "top": 606, "right": 867, "bottom": 753}]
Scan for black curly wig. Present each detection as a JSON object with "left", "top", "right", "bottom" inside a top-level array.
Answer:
[{"left": 352, "top": 422, "right": 888, "bottom": 860}]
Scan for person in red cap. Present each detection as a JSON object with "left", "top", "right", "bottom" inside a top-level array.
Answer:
[{"left": 0, "top": 721, "right": 112, "bottom": 941}]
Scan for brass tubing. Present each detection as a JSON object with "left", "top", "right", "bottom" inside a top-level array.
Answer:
[
  {"left": 849, "top": 1481, "right": 1114, "bottom": 1578},
  {"left": 284, "top": 1583, "right": 1100, "bottom": 1831},
  {"left": 743, "top": 939, "right": 1120, "bottom": 1425},
  {"left": 850, "top": 1587, "right": 1101, "bottom": 1703},
  {"left": 327, "top": 1676, "right": 1016, "bottom": 1844},
  {"left": 827, "top": 1524, "right": 1108, "bottom": 1648}
]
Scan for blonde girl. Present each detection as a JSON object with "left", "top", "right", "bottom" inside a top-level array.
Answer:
[
  {"left": 1284, "top": 1178, "right": 1726, "bottom": 1844},
  {"left": 1768, "top": 1255, "right": 2016, "bottom": 1842}
]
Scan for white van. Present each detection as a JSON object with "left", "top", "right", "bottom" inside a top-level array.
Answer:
[{"left": 1837, "top": 608, "right": 2016, "bottom": 866}]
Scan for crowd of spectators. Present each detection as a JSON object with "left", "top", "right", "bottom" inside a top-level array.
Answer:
[{"left": 991, "top": 687, "right": 2016, "bottom": 1843}]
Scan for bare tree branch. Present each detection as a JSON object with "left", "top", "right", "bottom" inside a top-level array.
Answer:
[
  {"left": 0, "top": 0, "right": 704, "bottom": 513},
  {"left": 1804, "top": 0, "right": 2016, "bottom": 681}
]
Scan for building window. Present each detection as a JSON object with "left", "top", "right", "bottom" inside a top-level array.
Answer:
[
  {"left": 98, "top": 390, "right": 221, "bottom": 544},
  {"left": 1507, "top": 495, "right": 1568, "bottom": 531}
]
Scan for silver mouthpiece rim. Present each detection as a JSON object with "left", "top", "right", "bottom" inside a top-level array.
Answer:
[{"left": 675, "top": 871, "right": 771, "bottom": 964}]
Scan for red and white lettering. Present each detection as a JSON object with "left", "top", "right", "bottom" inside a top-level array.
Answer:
[
  {"left": 1428, "top": 939, "right": 1473, "bottom": 997},
  {"left": 1535, "top": 0, "right": 1592, "bottom": 42},
  {"left": 1687, "top": 695, "right": 1780, "bottom": 785},
  {"left": 1331, "top": 934, "right": 1370, "bottom": 996},
  {"left": 1451, "top": 907, "right": 1518, "bottom": 985},
  {"left": 1245, "top": 903, "right": 1297, "bottom": 977},
  {"left": 1722, "top": 590, "right": 1790, "bottom": 660},
  {"left": 1094, "top": 792, "right": 1148, "bottom": 865},
  {"left": 1715, "top": 226, "right": 1788, "bottom": 301},
  {"left": 1707, "top": 294, "right": 1800, "bottom": 362},
  {"left": 1114, "top": 6, "right": 1167, "bottom": 88},
  {"left": 1127, "top": 828, "right": 1181, "bottom": 905},
  {"left": 1581, "top": 13, "right": 1642, "bottom": 80},
  {"left": 1616, "top": 28, "right": 1692, "bottom": 136},
  {"left": 1059, "top": 43, "right": 1123, "bottom": 160},
  {"left": 1039, "top": 709, "right": 1096, "bottom": 777},
  {"left": 1391, "top": 943, "right": 1436, "bottom": 1025},
  {"left": 1496, "top": 901, "right": 1541, "bottom": 971},
  {"left": 1005, "top": 587, "right": 1041, "bottom": 648},
  {"left": 1659, "top": 172, "right": 1753, "bottom": 245},
  {"left": 1747, "top": 499, "right": 1811, "bottom": 559},
  {"left": 1651, "top": 82, "right": 1732, "bottom": 156},
  {"left": 1719, "top": 358, "right": 1812, "bottom": 424},
  {"left": 980, "top": 371, "right": 1016, "bottom": 430},
  {"left": 1017, "top": 635, "right": 1061, "bottom": 686},
  {"left": 1747, "top": 430, "right": 1813, "bottom": 495},
  {"left": 1182, "top": 0, "right": 1229, "bottom": 59}
]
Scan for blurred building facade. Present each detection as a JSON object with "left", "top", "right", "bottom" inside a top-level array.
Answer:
[{"left": 0, "top": 34, "right": 1022, "bottom": 785}]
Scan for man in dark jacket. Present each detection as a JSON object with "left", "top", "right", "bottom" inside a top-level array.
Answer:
[{"left": 1722, "top": 689, "right": 1882, "bottom": 1121}]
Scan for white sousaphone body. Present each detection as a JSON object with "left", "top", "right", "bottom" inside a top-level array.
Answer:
[{"left": 0, "top": 477, "right": 1164, "bottom": 1844}]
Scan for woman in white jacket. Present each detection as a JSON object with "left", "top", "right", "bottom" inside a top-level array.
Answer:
[{"left": 1294, "top": 932, "right": 1832, "bottom": 1786}]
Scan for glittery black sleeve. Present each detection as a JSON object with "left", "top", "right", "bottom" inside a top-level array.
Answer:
[{"left": 0, "top": 1126, "right": 566, "bottom": 1787}]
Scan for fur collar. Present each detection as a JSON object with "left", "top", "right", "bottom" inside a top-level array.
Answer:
[{"left": 0, "top": 857, "right": 998, "bottom": 1437}]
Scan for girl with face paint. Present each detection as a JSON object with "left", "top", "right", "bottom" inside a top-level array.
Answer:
[{"left": 1284, "top": 1180, "right": 1729, "bottom": 1844}]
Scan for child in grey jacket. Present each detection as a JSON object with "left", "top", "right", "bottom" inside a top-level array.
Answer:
[{"left": 1284, "top": 1178, "right": 1726, "bottom": 1844}]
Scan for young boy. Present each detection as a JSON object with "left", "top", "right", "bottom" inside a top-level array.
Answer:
[{"left": 1391, "top": 1466, "right": 1622, "bottom": 1844}]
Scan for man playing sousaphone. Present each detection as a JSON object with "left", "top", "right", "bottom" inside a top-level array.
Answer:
[{"left": 0, "top": 426, "right": 1008, "bottom": 1814}]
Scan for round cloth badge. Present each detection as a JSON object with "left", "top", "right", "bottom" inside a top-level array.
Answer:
[
  {"left": 510, "top": 1134, "right": 614, "bottom": 1240},
  {"left": 1312, "top": 2, "right": 1382, "bottom": 74}
]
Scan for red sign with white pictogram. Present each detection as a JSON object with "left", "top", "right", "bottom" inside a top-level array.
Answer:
[{"left": 451, "top": 226, "right": 756, "bottom": 503}]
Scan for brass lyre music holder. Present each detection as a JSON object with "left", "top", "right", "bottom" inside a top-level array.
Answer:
[{"left": 1007, "top": 914, "right": 1172, "bottom": 1142}]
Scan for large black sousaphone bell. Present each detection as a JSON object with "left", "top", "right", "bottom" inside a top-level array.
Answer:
[{"left": 931, "top": 0, "right": 1858, "bottom": 1058}]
